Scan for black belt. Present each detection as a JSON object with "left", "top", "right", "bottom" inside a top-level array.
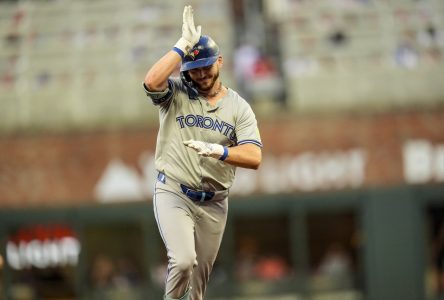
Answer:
[
  {"left": 157, "top": 172, "right": 215, "bottom": 202},
  {"left": 180, "top": 185, "right": 215, "bottom": 202}
]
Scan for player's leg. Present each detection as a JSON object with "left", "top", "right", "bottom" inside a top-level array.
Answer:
[
  {"left": 190, "top": 199, "right": 228, "bottom": 300},
  {"left": 154, "top": 184, "right": 197, "bottom": 300}
]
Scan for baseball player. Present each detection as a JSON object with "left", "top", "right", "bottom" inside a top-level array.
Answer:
[{"left": 143, "top": 5, "right": 262, "bottom": 300}]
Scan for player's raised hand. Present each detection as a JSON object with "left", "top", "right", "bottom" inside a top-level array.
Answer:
[
  {"left": 174, "top": 5, "right": 202, "bottom": 57},
  {"left": 183, "top": 6, "right": 201, "bottom": 46},
  {"left": 184, "top": 140, "right": 228, "bottom": 160}
]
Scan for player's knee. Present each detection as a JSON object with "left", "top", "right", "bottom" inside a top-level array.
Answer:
[{"left": 173, "top": 255, "right": 197, "bottom": 274}]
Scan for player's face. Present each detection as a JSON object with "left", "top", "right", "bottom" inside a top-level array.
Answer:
[{"left": 188, "top": 58, "right": 221, "bottom": 92}]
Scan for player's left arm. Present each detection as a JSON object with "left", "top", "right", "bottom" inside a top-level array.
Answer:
[
  {"left": 183, "top": 140, "right": 262, "bottom": 169},
  {"left": 221, "top": 143, "right": 262, "bottom": 169}
]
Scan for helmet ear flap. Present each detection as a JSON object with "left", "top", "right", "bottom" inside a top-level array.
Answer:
[{"left": 180, "top": 71, "right": 199, "bottom": 100}]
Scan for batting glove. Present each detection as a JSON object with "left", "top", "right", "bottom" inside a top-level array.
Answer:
[
  {"left": 173, "top": 5, "right": 202, "bottom": 58},
  {"left": 184, "top": 140, "right": 229, "bottom": 161}
]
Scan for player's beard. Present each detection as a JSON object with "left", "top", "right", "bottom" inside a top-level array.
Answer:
[{"left": 193, "top": 70, "right": 220, "bottom": 93}]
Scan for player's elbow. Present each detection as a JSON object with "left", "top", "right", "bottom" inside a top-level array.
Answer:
[
  {"left": 234, "top": 143, "right": 262, "bottom": 170},
  {"left": 250, "top": 149, "right": 262, "bottom": 170},
  {"left": 251, "top": 158, "right": 261, "bottom": 170},
  {"left": 144, "top": 72, "right": 166, "bottom": 92}
]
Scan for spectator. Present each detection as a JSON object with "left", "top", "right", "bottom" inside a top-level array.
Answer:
[
  {"left": 394, "top": 41, "right": 419, "bottom": 69},
  {"left": 254, "top": 254, "right": 290, "bottom": 281},
  {"left": 235, "top": 236, "right": 259, "bottom": 282},
  {"left": 313, "top": 241, "right": 355, "bottom": 291},
  {"left": 90, "top": 255, "right": 141, "bottom": 290},
  {"left": 90, "top": 254, "right": 116, "bottom": 289}
]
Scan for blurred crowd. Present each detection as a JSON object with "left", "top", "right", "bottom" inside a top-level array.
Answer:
[{"left": 1, "top": 0, "right": 443, "bottom": 132}]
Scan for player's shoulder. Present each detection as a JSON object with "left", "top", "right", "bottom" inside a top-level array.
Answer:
[
  {"left": 167, "top": 77, "right": 190, "bottom": 103},
  {"left": 227, "top": 88, "right": 255, "bottom": 115},
  {"left": 169, "top": 77, "right": 186, "bottom": 91},
  {"left": 227, "top": 88, "right": 251, "bottom": 108}
]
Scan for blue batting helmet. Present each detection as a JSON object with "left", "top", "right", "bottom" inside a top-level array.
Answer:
[{"left": 180, "top": 35, "right": 220, "bottom": 72}]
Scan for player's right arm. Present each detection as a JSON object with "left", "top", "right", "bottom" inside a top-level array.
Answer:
[
  {"left": 144, "top": 52, "right": 181, "bottom": 92},
  {"left": 143, "top": 5, "right": 201, "bottom": 92}
]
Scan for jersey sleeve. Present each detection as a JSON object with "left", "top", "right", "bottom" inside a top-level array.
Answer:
[
  {"left": 143, "top": 79, "right": 176, "bottom": 107},
  {"left": 235, "top": 101, "right": 263, "bottom": 148}
]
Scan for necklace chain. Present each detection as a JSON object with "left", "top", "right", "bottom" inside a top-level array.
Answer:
[{"left": 205, "top": 82, "right": 223, "bottom": 98}]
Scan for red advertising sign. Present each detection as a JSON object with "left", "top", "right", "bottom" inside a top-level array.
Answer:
[{"left": 6, "top": 224, "right": 81, "bottom": 270}]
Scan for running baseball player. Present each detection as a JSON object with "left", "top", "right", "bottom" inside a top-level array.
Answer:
[{"left": 143, "top": 5, "right": 262, "bottom": 300}]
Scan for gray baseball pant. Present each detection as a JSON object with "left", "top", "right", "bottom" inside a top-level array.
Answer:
[{"left": 153, "top": 175, "right": 228, "bottom": 300}]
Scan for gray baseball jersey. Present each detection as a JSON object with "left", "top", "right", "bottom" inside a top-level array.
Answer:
[{"left": 145, "top": 77, "right": 262, "bottom": 191}]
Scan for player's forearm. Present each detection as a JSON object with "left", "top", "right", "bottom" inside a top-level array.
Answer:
[
  {"left": 224, "top": 144, "right": 262, "bottom": 170},
  {"left": 144, "top": 51, "right": 182, "bottom": 91}
]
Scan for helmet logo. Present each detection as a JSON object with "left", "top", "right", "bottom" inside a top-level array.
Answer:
[
  {"left": 190, "top": 49, "right": 199, "bottom": 59},
  {"left": 187, "top": 45, "right": 203, "bottom": 60}
]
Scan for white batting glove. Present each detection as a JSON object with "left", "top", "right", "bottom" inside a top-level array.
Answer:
[
  {"left": 184, "top": 140, "right": 228, "bottom": 161},
  {"left": 174, "top": 5, "right": 202, "bottom": 57}
]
